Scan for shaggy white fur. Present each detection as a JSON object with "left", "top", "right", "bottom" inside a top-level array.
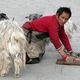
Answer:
[
  {"left": 0, "top": 20, "right": 27, "bottom": 77},
  {"left": 65, "top": 20, "right": 78, "bottom": 40}
]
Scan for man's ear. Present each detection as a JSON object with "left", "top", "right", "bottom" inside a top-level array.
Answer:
[
  {"left": 56, "top": 13, "right": 59, "bottom": 18},
  {"left": 56, "top": 14, "right": 59, "bottom": 19}
]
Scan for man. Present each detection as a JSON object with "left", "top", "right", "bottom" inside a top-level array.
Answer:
[{"left": 22, "top": 7, "right": 80, "bottom": 64}]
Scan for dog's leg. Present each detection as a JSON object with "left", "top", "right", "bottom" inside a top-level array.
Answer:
[
  {"left": 0, "top": 55, "right": 4, "bottom": 76},
  {"left": 0, "top": 51, "right": 11, "bottom": 77},
  {"left": 22, "top": 52, "right": 26, "bottom": 67},
  {"left": 14, "top": 56, "right": 23, "bottom": 77},
  {"left": 0, "top": 57, "right": 11, "bottom": 77}
]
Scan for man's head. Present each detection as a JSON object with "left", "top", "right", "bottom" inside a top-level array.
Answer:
[{"left": 56, "top": 7, "right": 72, "bottom": 26}]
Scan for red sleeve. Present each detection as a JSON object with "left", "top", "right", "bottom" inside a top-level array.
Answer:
[
  {"left": 22, "top": 22, "right": 31, "bottom": 29},
  {"left": 48, "top": 25, "right": 62, "bottom": 50},
  {"left": 58, "top": 26, "right": 72, "bottom": 51}
]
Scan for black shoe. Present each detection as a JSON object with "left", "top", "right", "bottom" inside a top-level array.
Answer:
[
  {"left": 26, "top": 52, "right": 45, "bottom": 64},
  {"left": 27, "top": 58, "right": 40, "bottom": 64}
]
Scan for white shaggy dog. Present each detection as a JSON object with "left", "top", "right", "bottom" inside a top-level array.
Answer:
[
  {"left": 65, "top": 20, "right": 78, "bottom": 40},
  {"left": 0, "top": 13, "right": 27, "bottom": 77}
]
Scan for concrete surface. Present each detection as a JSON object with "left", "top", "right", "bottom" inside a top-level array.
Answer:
[
  {"left": 0, "top": 43, "right": 80, "bottom": 80},
  {"left": 0, "top": 0, "right": 80, "bottom": 80}
]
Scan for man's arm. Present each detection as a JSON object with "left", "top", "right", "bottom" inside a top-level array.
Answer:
[
  {"left": 48, "top": 26, "right": 76, "bottom": 62},
  {"left": 58, "top": 26, "right": 72, "bottom": 51},
  {"left": 48, "top": 26, "right": 67, "bottom": 59}
]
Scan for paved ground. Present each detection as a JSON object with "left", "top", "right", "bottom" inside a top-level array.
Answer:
[
  {"left": 0, "top": 0, "right": 80, "bottom": 80},
  {"left": 0, "top": 40, "right": 80, "bottom": 80}
]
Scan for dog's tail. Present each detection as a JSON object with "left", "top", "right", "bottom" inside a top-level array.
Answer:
[{"left": 10, "top": 31, "right": 27, "bottom": 68}]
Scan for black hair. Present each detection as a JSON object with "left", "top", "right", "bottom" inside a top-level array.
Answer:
[
  {"left": 56, "top": 7, "right": 72, "bottom": 18},
  {"left": 0, "top": 13, "right": 8, "bottom": 20}
]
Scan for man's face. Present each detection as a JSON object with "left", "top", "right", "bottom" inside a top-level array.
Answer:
[{"left": 56, "top": 12, "right": 70, "bottom": 26}]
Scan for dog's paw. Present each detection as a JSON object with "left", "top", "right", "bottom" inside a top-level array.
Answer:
[
  {"left": 15, "top": 73, "right": 21, "bottom": 78},
  {"left": 0, "top": 72, "right": 7, "bottom": 77}
]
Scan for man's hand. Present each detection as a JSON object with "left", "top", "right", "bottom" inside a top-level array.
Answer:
[
  {"left": 66, "top": 51, "right": 78, "bottom": 57},
  {"left": 64, "top": 49, "right": 80, "bottom": 57},
  {"left": 58, "top": 47, "right": 80, "bottom": 63},
  {"left": 66, "top": 56, "right": 75, "bottom": 63},
  {"left": 66, "top": 56, "right": 80, "bottom": 63}
]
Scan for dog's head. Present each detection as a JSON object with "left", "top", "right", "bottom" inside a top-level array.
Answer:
[
  {"left": 25, "top": 13, "right": 43, "bottom": 21},
  {"left": 0, "top": 13, "right": 9, "bottom": 21}
]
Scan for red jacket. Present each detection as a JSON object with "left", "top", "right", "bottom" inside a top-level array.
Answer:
[{"left": 22, "top": 15, "right": 72, "bottom": 51}]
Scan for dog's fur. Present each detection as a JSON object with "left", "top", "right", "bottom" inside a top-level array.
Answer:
[
  {"left": 0, "top": 13, "right": 27, "bottom": 77},
  {"left": 65, "top": 20, "right": 78, "bottom": 40}
]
